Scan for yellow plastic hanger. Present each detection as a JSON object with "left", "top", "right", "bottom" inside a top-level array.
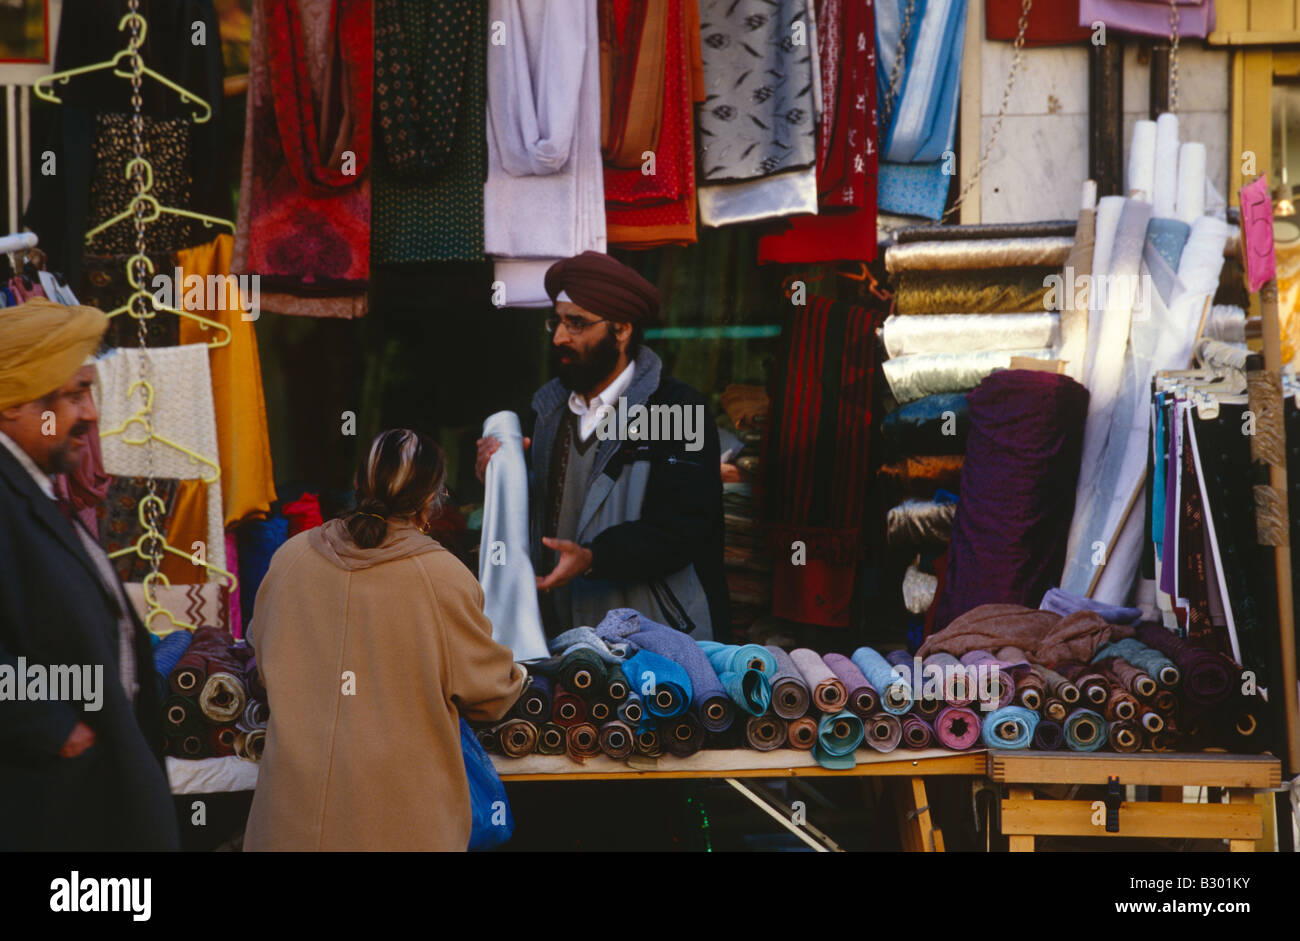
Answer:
[
  {"left": 84, "top": 158, "right": 234, "bottom": 246},
  {"left": 33, "top": 12, "right": 213, "bottom": 123},
  {"left": 103, "top": 253, "right": 233, "bottom": 348},
  {"left": 99, "top": 378, "right": 223, "bottom": 484}
]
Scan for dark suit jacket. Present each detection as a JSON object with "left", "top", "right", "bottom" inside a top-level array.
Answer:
[{"left": 0, "top": 443, "right": 178, "bottom": 851}]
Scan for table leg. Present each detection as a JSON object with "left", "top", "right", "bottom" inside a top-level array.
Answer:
[
  {"left": 1007, "top": 785, "right": 1035, "bottom": 852},
  {"left": 1227, "top": 790, "right": 1258, "bottom": 852}
]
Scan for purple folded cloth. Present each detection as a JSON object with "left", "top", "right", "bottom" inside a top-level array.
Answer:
[
  {"left": 1135, "top": 622, "right": 1234, "bottom": 710},
  {"left": 824, "top": 653, "right": 878, "bottom": 716},
  {"left": 1039, "top": 586, "right": 1141, "bottom": 625},
  {"left": 960, "top": 650, "right": 1015, "bottom": 708},
  {"left": 765, "top": 645, "right": 812, "bottom": 719},
  {"left": 595, "top": 608, "right": 734, "bottom": 732},
  {"left": 900, "top": 714, "right": 933, "bottom": 749}
]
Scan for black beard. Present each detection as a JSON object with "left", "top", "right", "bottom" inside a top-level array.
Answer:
[
  {"left": 552, "top": 328, "right": 621, "bottom": 394},
  {"left": 47, "top": 424, "right": 89, "bottom": 475}
]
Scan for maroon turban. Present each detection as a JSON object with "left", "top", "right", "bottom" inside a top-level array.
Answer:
[{"left": 543, "top": 251, "right": 659, "bottom": 324}]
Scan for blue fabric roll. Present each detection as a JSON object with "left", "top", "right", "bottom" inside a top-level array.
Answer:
[
  {"left": 981, "top": 705, "right": 1039, "bottom": 749},
  {"left": 1146, "top": 217, "right": 1191, "bottom": 270},
  {"left": 851, "top": 647, "right": 913, "bottom": 715},
  {"left": 595, "top": 608, "right": 734, "bottom": 732},
  {"left": 153, "top": 629, "right": 193, "bottom": 678},
  {"left": 620, "top": 649, "right": 690, "bottom": 719},
  {"left": 238, "top": 514, "right": 289, "bottom": 624},
  {"left": 813, "top": 711, "right": 865, "bottom": 769},
  {"left": 718, "top": 669, "right": 773, "bottom": 717},
  {"left": 1064, "top": 707, "right": 1109, "bottom": 752},
  {"left": 697, "top": 641, "right": 778, "bottom": 677}
]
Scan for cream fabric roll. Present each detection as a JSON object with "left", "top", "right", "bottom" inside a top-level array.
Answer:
[
  {"left": 1176, "top": 142, "right": 1206, "bottom": 224},
  {"left": 881, "top": 313, "right": 1059, "bottom": 357},
  {"left": 1127, "top": 120, "right": 1156, "bottom": 202},
  {"left": 1152, "top": 113, "right": 1180, "bottom": 218},
  {"left": 882, "top": 349, "right": 1054, "bottom": 403},
  {"left": 698, "top": 167, "right": 819, "bottom": 227}
]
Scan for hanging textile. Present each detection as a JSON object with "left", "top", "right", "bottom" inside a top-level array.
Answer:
[
  {"left": 234, "top": 0, "right": 372, "bottom": 315},
  {"left": 372, "top": 0, "right": 488, "bottom": 263},
  {"left": 99, "top": 477, "right": 181, "bottom": 583},
  {"left": 158, "top": 480, "right": 209, "bottom": 586},
  {"left": 125, "top": 583, "right": 230, "bottom": 635},
  {"left": 80, "top": 251, "right": 180, "bottom": 348},
  {"left": 762, "top": 294, "right": 882, "bottom": 627},
  {"left": 484, "top": 0, "right": 605, "bottom": 304},
  {"left": 987, "top": 0, "right": 1092, "bottom": 45},
  {"left": 1077, "top": 0, "right": 1216, "bottom": 39},
  {"left": 601, "top": 0, "right": 670, "bottom": 168},
  {"left": 176, "top": 235, "right": 277, "bottom": 525}
]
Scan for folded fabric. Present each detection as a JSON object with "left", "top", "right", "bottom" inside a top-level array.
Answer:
[
  {"left": 900, "top": 714, "right": 933, "bottom": 749},
  {"left": 814, "top": 711, "right": 865, "bottom": 769},
  {"left": 497, "top": 718, "right": 539, "bottom": 757},
  {"left": 933, "top": 705, "right": 982, "bottom": 750},
  {"left": 1078, "top": 0, "right": 1215, "bottom": 39},
  {"left": 851, "top": 647, "right": 913, "bottom": 714},
  {"left": 764, "top": 645, "right": 812, "bottom": 719},
  {"left": 620, "top": 649, "right": 691, "bottom": 719},
  {"left": 1032, "top": 718, "right": 1066, "bottom": 750},
  {"left": 126, "top": 583, "right": 230, "bottom": 636},
  {"left": 824, "top": 653, "right": 878, "bottom": 716},
  {"left": 862, "top": 712, "right": 902, "bottom": 753},
  {"left": 1040, "top": 586, "right": 1141, "bottom": 625},
  {"left": 981, "top": 705, "right": 1038, "bottom": 749},
  {"left": 744, "top": 715, "right": 788, "bottom": 752},
  {"left": 598, "top": 719, "right": 635, "bottom": 759},
  {"left": 548, "top": 626, "right": 629, "bottom": 664},
  {"left": 918, "top": 604, "right": 1114, "bottom": 665},
  {"left": 789, "top": 648, "right": 848, "bottom": 713},
  {"left": 559, "top": 646, "right": 609, "bottom": 702},
  {"left": 1063, "top": 707, "right": 1108, "bottom": 751}
]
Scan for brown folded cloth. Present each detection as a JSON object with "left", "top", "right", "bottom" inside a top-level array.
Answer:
[
  {"left": 1054, "top": 661, "right": 1110, "bottom": 707},
  {"left": 786, "top": 716, "right": 818, "bottom": 750},
  {"left": 1032, "top": 663, "right": 1079, "bottom": 704},
  {"left": 744, "top": 715, "right": 788, "bottom": 751},
  {"left": 598, "top": 720, "right": 634, "bottom": 759},
  {"left": 496, "top": 719, "right": 539, "bottom": 758},
  {"left": 1098, "top": 656, "right": 1157, "bottom": 700},
  {"left": 917, "top": 604, "right": 1113, "bottom": 665},
  {"left": 1043, "top": 697, "right": 1067, "bottom": 721},
  {"left": 566, "top": 722, "right": 601, "bottom": 761},
  {"left": 1108, "top": 719, "right": 1142, "bottom": 753}
]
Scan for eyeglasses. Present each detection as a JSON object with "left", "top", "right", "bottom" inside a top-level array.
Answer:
[{"left": 545, "top": 314, "right": 608, "bottom": 335}]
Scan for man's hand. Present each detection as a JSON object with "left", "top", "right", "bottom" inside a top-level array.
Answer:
[
  {"left": 59, "top": 721, "right": 96, "bottom": 758},
  {"left": 475, "top": 435, "right": 530, "bottom": 483},
  {"left": 535, "top": 537, "right": 593, "bottom": 592}
]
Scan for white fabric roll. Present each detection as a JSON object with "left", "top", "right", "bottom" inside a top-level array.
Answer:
[
  {"left": 1081, "top": 179, "right": 1098, "bottom": 212},
  {"left": 1175, "top": 142, "right": 1206, "bottom": 224},
  {"left": 881, "top": 348, "right": 1055, "bottom": 403},
  {"left": 1127, "top": 120, "right": 1156, "bottom": 202},
  {"left": 479, "top": 411, "right": 550, "bottom": 661},
  {"left": 881, "top": 313, "right": 1059, "bottom": 358},
  {"left": 698, "top": 167, "right": 819, "bottom": 227},
  {"left": 1152, "top": 113, "right": 1180, "bottom": 218}
]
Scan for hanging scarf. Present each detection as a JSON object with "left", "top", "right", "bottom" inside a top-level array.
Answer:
[
  {"left": 374, "top": 0, "right": 474, "bottom": 178},
  {"left": 600, "top": 0, "right": 669, "bottom": 168}
]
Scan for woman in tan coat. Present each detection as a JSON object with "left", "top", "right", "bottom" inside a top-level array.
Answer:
[{"left": 244, "top": 429, "right": 526, "bottom": 851}]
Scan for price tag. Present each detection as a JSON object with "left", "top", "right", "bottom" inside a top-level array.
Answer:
[{"left": 1239, "top": 176, "right": 1276, "bottom": 293}]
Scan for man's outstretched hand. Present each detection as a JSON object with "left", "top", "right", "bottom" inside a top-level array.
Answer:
[{"left": 535, "top": 537, "right": 593, "bottom": 592}]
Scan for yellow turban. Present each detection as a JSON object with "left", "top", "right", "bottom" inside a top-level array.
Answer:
[{"left": 0, "top": 297, "right": 108, "bottom": 410}]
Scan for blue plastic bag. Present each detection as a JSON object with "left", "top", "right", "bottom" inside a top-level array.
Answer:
[{"left": 460, "top": 718, "right": 513, "bottom": 851}]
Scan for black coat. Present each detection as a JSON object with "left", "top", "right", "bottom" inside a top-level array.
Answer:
[{"left": 0, "top": 445, "right": 178, "bottom": 851}]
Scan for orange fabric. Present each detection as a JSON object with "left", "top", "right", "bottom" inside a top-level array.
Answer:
[
  {"left": 159, "top": 480, "right": 209, "bottom": 584},
  {"left": 1274, "top": 240, "right": 1300, "bottom": 366},
  {"left": 177, "top": 234, "right": 277, "bottom": 525}
]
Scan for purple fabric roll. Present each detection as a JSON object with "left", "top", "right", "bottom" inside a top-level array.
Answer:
[
  {"left": 1135, "top": 622, "right": 1234, "bottom": 709},
  {"left": 934, "top": 370, "right": 1090, "bottom": 629},
  {"left": 765, "top": 645, "right": 812, "bottom": 719},
  {"left": 923, "top": 652, "right": 974, "bottom": 705},
  {"left": 960, "top": 650, "right": 1015, "bottom": 708},
  {"left": 934, "top": 706, "right": 982, "bottom": 750},
  {"left": 824, "top": 653, "right": 878, "bottom": 716},
  {"left": 900, "top": 714, "right": 933, "bottom": 749},
  {"left": 1032, "top": 718, "right": 1065, "bottom": 750},
  {"left": 863, "top": 713, "right": 902, "bottom": 753}
]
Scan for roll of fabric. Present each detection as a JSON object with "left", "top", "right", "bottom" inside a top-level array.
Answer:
[
  {"left": 786, "top": 716, "right": 818, "bottom": 750},
  {"left": 885, "top": 498, "right": 958, "bottom": 549},
  {"left": 1032, "top": 718, "right": 1065, "bottom": 751},
  {"left": 1055, "top": 662, "right": 1110, "bottom": 707},
  {"left": 893, "top": 267, "right": 1058, "bottom": 316},
  {"left": 882, "top": 312, "right": 1060, "bottom": 358},
  {"left": 634, "top": 728, "right": 661, "bottom": 757},
  {"left": 163, "top": 694, "right": 202, "bottom": 733},
  {"left": 551, "top": 684, "right": 588, "bottom": 727},
  {"left": 1153, "top": 689, "right": 1179, "bottom": 716},
  {"left": 1140, "top": 710, "right": 1164, "bottom": 733},
  {"left": 604, "top": 671, "right": 629, "bottom": 702},
  {"left": 1135, "top": 623, "right": 1232, "bottom": 707},
  {"left": 765, "top": 645, "right": 812, "bottom": 719},
  {"left": 558, "top": 646, "right": 608, "bottom": 702},
  {"left": 1103, "top": 681, "right": 1140, "bottom": 722},
  {"left": 718, "top": 669, "right": 773, "bottom": 718},
  {"left": 588, "top": 700, "right": 613, "bottom": 723},
  {"left": 789, "top": 648, "right": 848, "bottom": 713},
  {"left": 234, "top": 728, "right": 266, "bottom": 761},
  {"left": 619, "top": 649, "right": 690, "bottom": 719},
  {"left": 1043, "top": 698, "right": 1067, "bottom": 722},
  {"left": 825, "top": 653, "right": 879, "bottom": 716},
  {"left": 565, "top": 722, "right": 602, "bottom": 761},
  {"left": 915, "top": 695, "right": 942, "bottom": 718},
  {"left": 1063, "top": 707, "right": 1108, "bottom": 752},
  {"left": 661, "top": 713, "right": 704, "bottom": 757},
  {"left": 1014, "top": 669, "right": 1046, "bottom": 711},
  {"left": 475, "top": 726, "right": 500, "bottom": 753},
  {"left": 1098, "top": 657, "right": 1157, "bottom": 699},
  {"left": 549, "top": 626, "right": 629, "bottom": 664},
  {"left": 880, "top": 457, "right": 966, "bottom": 504},
  {"left": 198, "top": 670, "right": 247, "bottom": 724},
  {"left": 598, "top": 719, "right": 635, "bottom": 759},
  {"left": 981, "top": 706, "right": 1038, "bottom": 749},
  {"left": 814, "top": 711, "right": 864, "bottom": 768},
  {"left": 851, "top": 647, "right": 912, "bottom": 714},
  {"left": 512, "top": 674, "right": 554, "bottom": 721},
  {"left": 883, "top": 350, "right": 1056, "bottom": 404},
  {"left": 933, "top": 706, "right": 981, "bottom": 750},
  {"left": 1148, "top": 728, "right": 1178, "bottom": 752},
  {"left": 892, "top": 221, "right": 1077, "bottom": 243},
  {"left": 617, "top": 691, "right": 644, "bottom": 727},
  {"left": 152, "top": 629, "right": 194, "bottom": 680},
  {"left": 698, "top": 641, "right": 778, "bottom": 677},
  {"left": 1032, "top": 664, "right": 1080, "bottom": 704},
  {"left": 168, "top": 625, "right": 238, "bottom": 695},
  {"left": 744, "top": 715, "right": 788, "bottom": 752},
  {"left": 1108, "top": 719, "right": 1142, "bottom": 753},
  {"left": 240, "top": 698, "right": 270, "bottom": 730},
  {"left": 884, "top": 238, "right": 1073, "bottom": 274},
  {"left": 900, "top": 714, "right": 933, "bottom": 749},
  {"left": 1092, "top": 637, "right": 1180, "bottom": 688},
  {"left": 497, "top": 718, "right": 539, "bottom": 757},
  {"left": 1127, "top": 118, "right": 1156, "bottom": 199},
  {"left": 169, "top": 731, "right": 209, "bottom": 759},
  {"left": 1146, "top": 216, "right": 1191, "bottom": 270},
  {"left": 880, "top": 393, "right": 970, "bottom": 457},
  {"left": 856, "top": 712, "right": 898, "bottom": 753},
  {"left": 960, "top": 650, "right": 1015, "bottom": 708},
  {"left": 537, "top": 722, "right": 566, "bottom": 755},
  {"left": 934, "top": 370, "right": 1091, "bottom": 628},
  {"left": 992, "top": 646, "right": 1032, "bottom": 682},
  {"left": 923, "top": 652, "right": 973, "bottom": 706}
]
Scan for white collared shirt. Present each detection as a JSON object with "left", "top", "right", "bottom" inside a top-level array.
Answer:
[
  {"left": 568, "top": 359, "right": 636, "bottom": 442},
  {"left": 0, "top": 429, "right": 55, "bottom": 500}
]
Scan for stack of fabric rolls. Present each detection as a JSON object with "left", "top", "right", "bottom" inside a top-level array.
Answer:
[{"left": 153, "top": 625, "right": 269, "bottom": 762}]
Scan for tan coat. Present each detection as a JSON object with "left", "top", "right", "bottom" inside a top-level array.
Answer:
[{"left": 243, "top": 519, "right": 525, "bottom": 851}]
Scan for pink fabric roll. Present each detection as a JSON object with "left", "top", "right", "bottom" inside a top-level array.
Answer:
[{"left": 934, "top": 706, "right": 982, "bottom": 750}]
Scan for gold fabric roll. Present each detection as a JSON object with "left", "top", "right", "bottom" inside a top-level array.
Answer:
[
  {"left": 884, "top": 237, "right": 1073, "bottom": 274},
  {"left": 893, "top": 267, "right": 1058, "bottom": 316}
]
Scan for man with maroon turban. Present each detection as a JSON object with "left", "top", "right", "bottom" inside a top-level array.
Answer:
[{"left": 477, "top": 251, "right": 727, "bottom": 639}]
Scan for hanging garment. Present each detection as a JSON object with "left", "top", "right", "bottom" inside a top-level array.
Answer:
[
  {"left": 79, "top": 251, "right": 180, "bottom": 348},
  {"left": 600, "top": 0, "right": 670, "bottom": 169},
  {"left": 986, "top": 0, "right": 1092, "bottom": 45},
  {"left": 93, "top": 344, "right": 226, "bottom": 573},
  {"left": 234, "top": 0, "right": 371, "bottom": 312},
  {"left": 372, "top": 0, "right": 488, "bottom": 263},
  {"left": 125, "top": 582, "right": 230, "bottom": 636},
  {"left": 484, "top": 0, "right": 605, "bottom": 304},
  {"left": 98, "top": 476, "right": 181, "bottom": 583},
  {"left": 157, "top": 479, "right": 209, "bottom": 586},
  {"left": 478, "top": 411, "right": 549, "bottom": 662},
  {"left": 175, "top": 234, "right": 277, "bottom": 525},
  {"left": 1077, "top": 0, "right": 1215, "bottom": 39},
  {"left": 698, "top": 169, "right": 819, "bottom": 227},
  {"left": 605, "top": 0, "right": 705, "bottom": 247},
  {"left": 763, "top": 294, "right": 883, "bottom": 627}
]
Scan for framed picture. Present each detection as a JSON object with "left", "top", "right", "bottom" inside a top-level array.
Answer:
[{"left": 0, "top": 0, "right": 60, "bottom": 84}]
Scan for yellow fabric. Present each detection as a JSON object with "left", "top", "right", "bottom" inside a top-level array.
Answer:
[
  {"left": 1274, "top": 241, "right": 1300, "bottom": 366},
  {"left": 159, "top": 479, "right": 209, "bottom": 584},
  {"left": 0, "top": 298, "right": 108, "bottom": 409},
  {"left": 176, "top": 235, "right": 277, "bottom": 524}
]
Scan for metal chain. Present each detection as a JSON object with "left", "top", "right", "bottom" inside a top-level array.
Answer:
[
  {"left": 939, "top": 0, "right": 1033, "bottom": 222},
  {"left": 1168, "top": 0, "right": 1180, "bottom": 112},
  {"left": 879, "top": 0, "right": 917, "bottom": 139}
]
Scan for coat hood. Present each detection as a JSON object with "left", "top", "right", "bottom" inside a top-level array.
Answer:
[{"left": 307, "top": 517, "right": 443, "bottom": 571}]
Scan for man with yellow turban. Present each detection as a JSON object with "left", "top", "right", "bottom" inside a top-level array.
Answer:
[{"left": 0, "top": 298, "right": 178, "bottom": 851}]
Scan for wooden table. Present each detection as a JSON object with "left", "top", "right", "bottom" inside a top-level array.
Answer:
[
  {"left": 986, "top": 750, "right": 1284, "bottom": 851},
  {"left": 493, "top": 747, "right": 986, "bottom": 851}
]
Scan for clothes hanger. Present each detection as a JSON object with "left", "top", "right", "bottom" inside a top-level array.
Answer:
[
  {"left": 99, "top": 378, "right": 223, "bottom": 484},
  {"left": 32, "top": 12, "right": 213, "bottom": 123},
  {"left": 84, "top": 158, "right": 234, "bottom": 246},
  {"left": 103, "top": 253, "right": 233, "bottom": 348}
]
